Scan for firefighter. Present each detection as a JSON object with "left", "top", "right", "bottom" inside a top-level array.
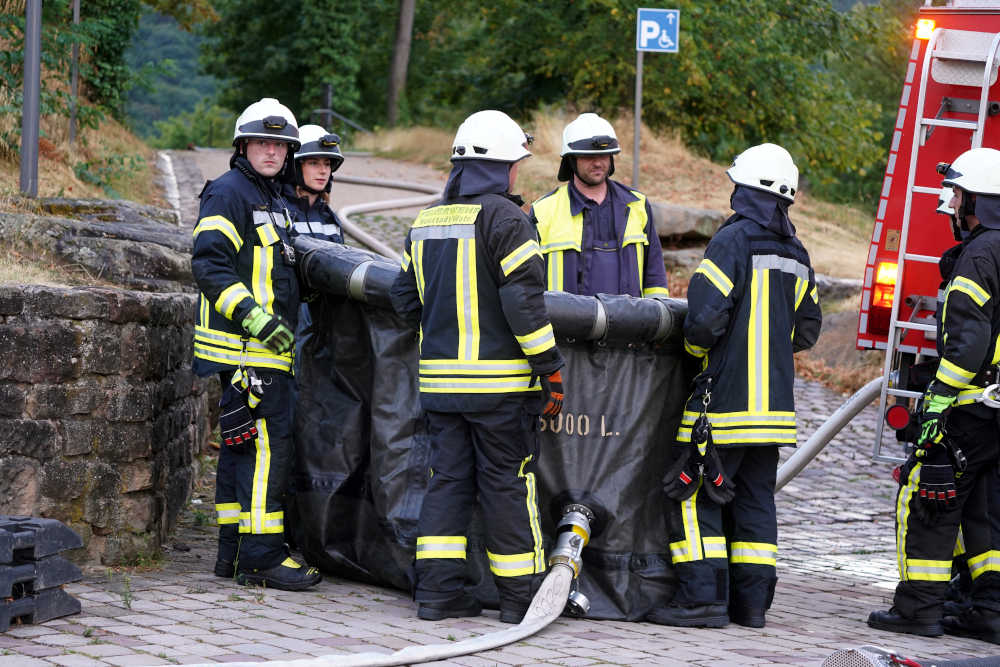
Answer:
[
  {"left": 648, "top": 143, "right": 821, "bottom": 629},
  {"left": 389, "top": 110, "right": 565, "bottom": 623},
  {"left": 283, "top": 124, "right": 347, "bottom": 363},
  {"left": 285, "top": 124, "right": 346, "bottom": 244},
  {"left": 191, "top": 97, "right": 322, "bottom": 591},
  {"left": 869, "top": 147, "right": 1000, "bottom": 643},
  {"left": 529, "top": 112, "right": 669, "bottom": 297}
]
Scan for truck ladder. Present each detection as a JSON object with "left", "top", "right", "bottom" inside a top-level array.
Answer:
[{"left": 873, "top": 27, "right": 1000, "bottom": 463}]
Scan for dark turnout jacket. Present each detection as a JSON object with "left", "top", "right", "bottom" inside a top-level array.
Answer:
[
  {"left": 677, "top": 187, "right": 822, "bottom": 447},
  {"left": 390, "top": 181, "right": 564, "bottom": 413}
]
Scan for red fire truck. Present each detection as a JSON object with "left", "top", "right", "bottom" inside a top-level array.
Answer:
[{"left": 855, "top": 0, "right": 1000, "bottom": 461}]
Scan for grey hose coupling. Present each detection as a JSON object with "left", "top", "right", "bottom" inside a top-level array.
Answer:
[{"left": 547, "top": 504, "right": 594, "bottom": 578}]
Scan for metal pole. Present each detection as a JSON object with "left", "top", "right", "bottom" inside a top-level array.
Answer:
[
  {"left": 633, "top": 50, "right": 643, "bottom": 189},
  {"left": 20, "top": 0, "right": 42, "bottom": 197},
  {"left": 69, "top": 0, "right": 80, "bottom": 144}
]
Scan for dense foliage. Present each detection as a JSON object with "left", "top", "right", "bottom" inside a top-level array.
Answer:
[{"left": 199, "top": 0, "right": 362, "bottom": 129}]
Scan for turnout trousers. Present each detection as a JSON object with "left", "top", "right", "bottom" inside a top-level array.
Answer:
[
  {"left": 215, "top": 369, "right": 295, "bottom": 570},
  {"left": 414, "top": 397, "right": 546, "bottom": 607},
  {"left": 893, "top": 410, "right": 1000, "bottom": 621},
  {"left": 668, "top": 446, "right": 779, "bottom": 616}
]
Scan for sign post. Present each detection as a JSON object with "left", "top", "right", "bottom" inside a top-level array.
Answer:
[
  {"left": 20, "top": 0, "right": 41, "bottom": 197},
  {"left": 634, "top": 8, "right": 679, "bottom": 189}
]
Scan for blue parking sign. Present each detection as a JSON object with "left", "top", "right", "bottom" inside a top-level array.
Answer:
[{"left": 636, "top": 8, "right": 679, "bottom": 53}]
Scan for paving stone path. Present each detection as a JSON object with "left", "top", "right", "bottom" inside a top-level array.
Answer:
[{"left": 3, "top": 155, "right": 993, "bottom": 666}]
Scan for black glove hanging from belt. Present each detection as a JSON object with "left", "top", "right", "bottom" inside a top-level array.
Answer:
[
  {"left": 662, "top": 380, "right": 735, "bottom": 504},
  {"left": 219, "top": 367, "right": 264, "bottom": 454}
]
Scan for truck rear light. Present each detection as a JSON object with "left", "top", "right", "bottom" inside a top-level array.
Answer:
[
  {"left": 916, "top": 19, "right": 935, "bottom": 40},
  {"left": 885, "top": 404, "right": 912, "bottom": 431},
  {"left": 873, "top": 262, "right": 898, "bottom": 308},
  {"left": 869, "top": 261, "right": 898, "bottom": 335}
]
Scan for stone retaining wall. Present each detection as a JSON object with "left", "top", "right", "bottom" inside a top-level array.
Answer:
[{"left": 0, "top": 285, "right": 211, "bottom": 564}]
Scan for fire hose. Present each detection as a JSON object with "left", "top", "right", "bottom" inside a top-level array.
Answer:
[{"left": 188, "top": 506, "right": 595, "bottom": 667}]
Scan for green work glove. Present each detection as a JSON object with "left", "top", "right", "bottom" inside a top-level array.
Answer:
[
  {"left": 241, "top": 305, "right": 294, "bottom": 355},
  {"left": 916, "top": 387, "right": 957, "bottom": 455}
]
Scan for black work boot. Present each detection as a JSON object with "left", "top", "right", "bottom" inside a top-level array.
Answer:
[
  {"left": 499, "top": 600, "right": 530, "bottom": 624},
  {"left": 646, "top": 603, "right": 729, "bottom": 628},
  {"left": 730, "top": 607, "right": 766, "bottom": 628},
  {"left": 236, "top": 557, "right": 322, "bottom": 591},
  {"left": 867, "top": 607, "right": 943, "bottom": 637},
  {"left": 416, "top": 592, "right": 482, "bottom": 621},
  {"left": 942, "top": 607, "right": 1000, "bottom": 645}
]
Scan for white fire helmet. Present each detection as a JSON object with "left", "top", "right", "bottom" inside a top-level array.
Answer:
[
  {"left": 451, "top": 110, "right": 532, "bottom": 163},
  {"left": 232, "top": 97, "right": 300, "bottom": 150},
  {"left": 560, "top": 113, "right": 620, "bottom": 157},
  {"left": 295, "top": 124, "right": 344, "bottom": 173},
  {"left": 727, "top": 143, "right": 799, "bottom": 202},
  {"left": 941, "top": 147, "right": 1000, "bottom": 196}
]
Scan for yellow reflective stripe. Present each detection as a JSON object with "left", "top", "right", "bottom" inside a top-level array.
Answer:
[
  {"left": 950, "top": 276, "right": 990, "bottom": 307},
  {"left": 194, "top": 215, "right": 242, "bottom": 251},
  {"left": 413, "top": 240, "right": 425, "bottom": 303},
  {"left": 684, "top": 339, "right": 709, "bottom": 358},
  {"left": 256, "top": 222, "right": 280, "bottom": 246},
  {"left": 677, "top": 428, "right": 796, "bottom": 445},
  {"left": 250, "top": 418, "right": 270, "bottom": 534},
  {"left": 456, "top": 238, "right": 480, "bottom": 361},
  {"left": 200, "top": 294, "right": 210, "bottom": 329},
  {"left": 415, "top": 536, "right": 467, "bottom": 559},
  {"left": 518, "top": 455, "right": 546, "bottom": 574},
  {"left": 905, "top": 558, "right": 952, "bottom": 581},
  {"left": 216, "top": 503, "right": 241, "bottom": 524},
  {"left": 694, "top": 258, "right": 734, "bottom": 297},
  {"left": 401, "top": 249, "right": 411, "bottom": 271},
  {"left": 193, "top": 344, "right": 293, "bottom": 372},
  {"left": 810, "top": 285, "right": 819, "bottom": 304},
  {"left": 643, "top": 286, "right": 669, "bottom": 298},
  {"left": 730, "top": 541, "right": 776, "bottom": 566},
  {"left": 703, "top": 536, "right": 727, "bottom": 559},
  {"left": 215, "top": 283, "right": 254, "bottom": 319},
  {"left": 956, "top": 387, "right": 986, "bottom": 406},
  {"left": 748, "top": 268, "right": 770, "bottom": 413},
  {"left": 515, "top": 323, "right": 556, "bottom": 356},
  {"left": 251, "top": 245, "right": 276, "bottom": 314},
  {"left": 636, "top": 242, "right": 645, "bottom": 294},
  {"left": 955, "top": 528, "right": 966, "bottom": 557},
  {"left": 419, "top": 376, "right": 541, "bottom": 393},
  {"left": 238, "top": 510, "right": 283, "bottom": 534},
  {"left": 412, "top": 204, "right": 482, "bottom": 227},
  {"left": 419, "top": 358, "right": 532, "bottom": 375},
  {"left": 936, "top": 358, "right": 977, "bottom": 388},
  {"left": 671, "top": 488, "right": 703, "bottom": 564},
  {"left": 487, "top": 551, "right": 537, "bottom": 577},
  {"left": 500, "top": 239, "right": 542, "bottom": 277},
  {"left": 547, "top": 250, "right": 564, "bottom": 291},
  {"left": 794, "top": 276, "right": 808, "bottom": 310},
  {"left": 680, "top": 410, "right": 796, "bottom": 423},
  {"left": 897, "top": 463, "right": 920, "bottom": 580},
  {"left": 968, "top": 550, "right": 1000, "bottom": 580},
  {"left": 533, "top": 186, "right": 582, "bottom": 255}
]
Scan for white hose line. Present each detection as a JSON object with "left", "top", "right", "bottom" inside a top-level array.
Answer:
[
  {"left": 186, "top": 565, "right": 574, "bottom": 667},
  {"left": 775, "top": 376, "right": 883, "bottom": 492},
  {"left": 333, "top": 174, "right": 442, "bottom": 262}
]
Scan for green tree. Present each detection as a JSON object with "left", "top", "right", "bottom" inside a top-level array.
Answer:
[{"left": 199, "top": 0, "right": 362, "bottom": 128}]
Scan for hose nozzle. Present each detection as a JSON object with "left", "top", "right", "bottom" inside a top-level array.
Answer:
[{"left": 547, "top": 504, "right": 594, "bottom": 578}]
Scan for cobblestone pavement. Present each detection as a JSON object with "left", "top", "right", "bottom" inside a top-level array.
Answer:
[
  {"left": 4, "top": 379, "right": 995, "bottom": 666},
  {"left": 8, "top": 155, "right": 993, "bottom": 665}
]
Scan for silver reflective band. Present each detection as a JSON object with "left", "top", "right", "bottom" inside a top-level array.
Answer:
[
  {"left": 411, "top": 224, "right": 475, "bottom": 241},
  {"left": 293, "top": 221, "right": 341, "bottom": 237},
  {"left": 348, "top": 260, "right": 372, "bottom": 303},
  {"left": 752, "top": 254, "right": 810, "bottom": 281}
]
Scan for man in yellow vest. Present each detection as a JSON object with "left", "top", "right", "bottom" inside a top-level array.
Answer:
[{"left": 530, "top": 113, "right": 668, "bottom": 297}]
